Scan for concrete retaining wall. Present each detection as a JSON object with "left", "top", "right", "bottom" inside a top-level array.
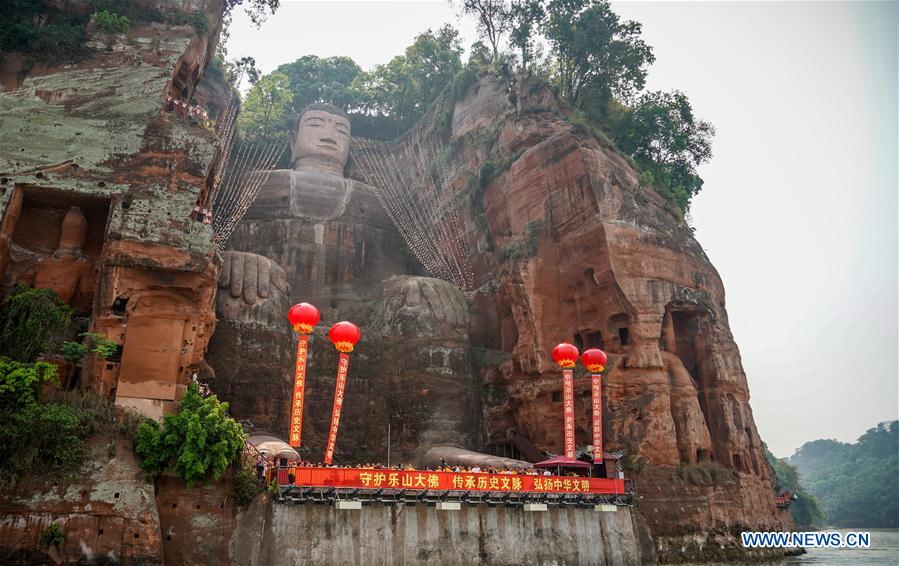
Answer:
[{"left": 231, "top": 499, "right": 656, "bottom": 565}]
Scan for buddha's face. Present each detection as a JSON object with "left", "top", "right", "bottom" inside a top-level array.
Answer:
[{"left": 291, "top": 109, "right": 351, "bottom": 174}]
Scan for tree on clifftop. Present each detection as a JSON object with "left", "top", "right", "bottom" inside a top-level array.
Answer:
[
  {"left": 544, "top": 0, "right": 654, "bottom": 108},
  {"left": 276, "top": 55, "right": 362, "bottom": 112},
  {"left": 351, "top": 24, "right": 463, "bottom": 133},
  {"left": 238, "top": 71, "right": 292, "bottom": 141},
  {"left": 608, "top": 90, "right": 715, "bottom": 212}
]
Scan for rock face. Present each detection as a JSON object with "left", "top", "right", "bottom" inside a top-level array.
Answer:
[
  {"left": 0, "top": 0, "right": 225, "bottom": 419},
  {"left": 420, "top": 75, "right": 782, "bottom": 557},
  {"left": 0, "top": 438, "right": 162, "bottom": 564},
  {"left": 357, "top": 275, "right": 481, "bottom": 461},
  {"left": 206, "top": 251, "right": 296, "bottom": 435},
  {"left": 211, "top": 73, "right": 781, "bottom": 559}
]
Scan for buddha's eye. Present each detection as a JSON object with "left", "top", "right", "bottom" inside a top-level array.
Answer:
[
  {"left": 335, "top": 126, "right": 349, "bottom": 137},
  {"left": 305, "top": 119, "right": 324, "bottom": 128}
]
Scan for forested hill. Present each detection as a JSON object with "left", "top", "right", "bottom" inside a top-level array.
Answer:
[{"left": 789, "top": 421, "right": 899, "bottom": 528}]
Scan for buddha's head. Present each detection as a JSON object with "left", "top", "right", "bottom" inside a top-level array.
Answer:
[{"left": 291, "top": 103, "right": 351, "bottom": 175}]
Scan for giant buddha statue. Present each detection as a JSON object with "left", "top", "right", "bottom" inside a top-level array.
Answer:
[
  {"left": 207, "top": 103, "right": 414, "bottom": 441},
  {"left": 223, "top": 103, "right": 414, "bottom": 321}
]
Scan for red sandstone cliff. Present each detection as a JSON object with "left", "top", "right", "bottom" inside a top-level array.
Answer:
[{"left": 427, "top": 74, "right": 785, "bottom": 560}]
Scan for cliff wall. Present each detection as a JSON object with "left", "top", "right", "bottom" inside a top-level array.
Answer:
[
  {"left": 0, "top": 0, "right": 225, "bottom": 418},
  {"left": 344, "top": 74, "right": 785, "bottom": 560}
]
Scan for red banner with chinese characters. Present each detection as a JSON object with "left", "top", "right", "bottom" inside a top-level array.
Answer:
[
  {"left": 323, "top": 353, "right": 350, "bottom": 465},
  {"left": 278, "top": 467, "right": 625, "bottom": 495},
  {"left": 591, "top": 373, "right": 602, "bottom": 463},
  {"left": 563, "top": 369, "right": 575, "bottom": 458},
  {"left": 288, "top": 335, "right": 309, "bottom": 447}
]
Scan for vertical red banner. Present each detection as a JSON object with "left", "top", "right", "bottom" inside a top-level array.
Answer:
[
  {"left": 288, "top": 335, "right": 309, "bottom": 448},
  {"left": 591, "top": 373, "right": 603, "bottom": 463},
  {"left": 324, "top": 353, "right": 350, "bottom": 465},
  {"left": 563, "top": 369, "right": 575, "bottom": 458}
]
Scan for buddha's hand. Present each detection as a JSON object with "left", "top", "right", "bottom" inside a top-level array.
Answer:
[{"left": 220, "top": 251, "right": 289, "bottom": 305}]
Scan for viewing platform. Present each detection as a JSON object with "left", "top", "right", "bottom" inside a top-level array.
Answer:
[{"left": 272, "top": 467, "right": 637, "bottom": 510}]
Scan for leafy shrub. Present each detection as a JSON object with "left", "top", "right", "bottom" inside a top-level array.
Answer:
[
  {"left": 92, "top": 10, "right": 130, "bottom": 34},
  {"left": 0, "top": 386, "right": 145, "bottom": 488},
  {"left": 83, "top": 333, "right": 117, "bottom": 359},
  {"left": 0, "top": 286, "right": 77, "bottom": 362},
  {"left": 0, "top": 403, "right": 86, "bottom": 486},
  {"left": 498, "top": 219, "right": 543, "bottom": 264},
  {"left": 40, "top": 523, "right": 65, "bottom": 549},
  {"left": 232, "top": 463, "right": 264, "bottom": 507},
  {"left": 135, "top": 383, "right": 246, "bottom": 485},
  {"left": 0, "top": 1, "right": 90, "bottom": 63},
  {"left": 59, "top": 342, "right": 87, "bottom": 365},
  {"left": 190, "top": 11, "right": 209, "bottom": 37},
  {"left": 0, "top": 357, "right": 59, "bottom": 410},
  {"left": 60, "top": 332, "right": 116, "bottom": 365}
]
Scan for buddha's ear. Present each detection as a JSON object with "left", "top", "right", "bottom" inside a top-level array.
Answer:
[{"left": 289, "top": 130, "right": 299, "bottom": 166}]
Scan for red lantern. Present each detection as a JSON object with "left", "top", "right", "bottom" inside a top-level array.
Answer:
[
  {"left": 288, "top": 303, "right": 320, "bottom": 334},
  {"left": 328, "top": 321, "right": 361, "bottom": 353},
  {"left": 552, "top": 342, "right": 579, "bottom": 369},
  {"left": 581, "top": 348, "right": 608, "bottom": 373}
]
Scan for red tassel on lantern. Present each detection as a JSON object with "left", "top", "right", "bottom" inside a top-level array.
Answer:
[
  {"left": 328, "top": 321, "right": 361, "bottom": 354},
  {"left": 288, "top": 302, "right": 320, "bottom": 335},
  {"left": 552, "top": 342, "right": 579, "bottom": 369}
]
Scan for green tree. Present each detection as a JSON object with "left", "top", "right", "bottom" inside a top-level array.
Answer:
[
  {"left": 790, "top": 422, "right": 899, "bottom": 528},
  {"left": 352, "top": 25, "right": 463, "bottom": 132},
  {"left": 543, "top": 0, "right": 653, "bottom": 107},
  {"left": 764, "top": 445, "right": 824, "bottom": 528},
  {"left": 238, "top": 71, "right": 293, "bottom": 141},
  {"left": 135, "top": 383, "right": 246, "bottom": 486},
  {"left": 0, "top": 357, "right": 59, "bottom": 410},
  {"left": 275, "top": 55, "right": 362, "bottom": 112},
  {"left": 609, "top": 90, "right": 714, "bottom": 211},
  {"left": 509, "top": 0, "right": 546, "bottom": 71},
  {"left": 92, "top": 10, "right": 131, "bottom": 34},
  {"left": 457, "top": 0, "right": 512, "bottom": 61},
  {"left": 0, "top": 285, "right": 77, "bottom": 362},
  {"left": 220, "top": 0, "right": 280, "bottom": 43}
]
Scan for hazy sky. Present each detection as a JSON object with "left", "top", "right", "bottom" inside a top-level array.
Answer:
[{"left": 226, "top": 1, "right": 898, "bottom": 457}]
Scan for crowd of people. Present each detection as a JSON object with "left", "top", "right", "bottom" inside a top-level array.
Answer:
[
  {"left": 261, "top": 459, "right": 556, "bottom": 478},
  {"left": 162, "top": 94, "right": 210, "bottom": 128}
]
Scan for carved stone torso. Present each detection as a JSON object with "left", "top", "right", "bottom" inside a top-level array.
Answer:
[{"left": 227, "top": 168, "right": 412, "bottom": 319}]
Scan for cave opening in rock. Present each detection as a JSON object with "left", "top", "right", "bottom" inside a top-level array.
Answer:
[
  {"left": 112, "top": 296, "right": 128, "bottom": 316},
  {"left": 607, "top": 313, "right": 630, "bottom": 351},
  {"left": 670, "top": 309, "right": 702, "bottom": 380},
  {"left": 573, "top": 333, "right": 584, "bottom": 350}
]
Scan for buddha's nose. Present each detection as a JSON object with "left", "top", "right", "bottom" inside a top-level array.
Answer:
[{"left": 321, "top": 136, "right": 337, "bottom": 145}]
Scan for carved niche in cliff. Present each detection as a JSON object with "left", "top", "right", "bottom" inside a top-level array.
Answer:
[
  {"left": 0, "top": 184, "right": 109, "bottom": 312},
  {"left": 87, "top": 261, "right": 217, "bottom": 420}
]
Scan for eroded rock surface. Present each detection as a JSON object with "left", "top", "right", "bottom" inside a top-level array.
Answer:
[
  {"left": 0, "top": 1, "right": 226, "bottom": 419},
  {"left": 428, "top": 75, "right": 783, "bottom": 555}
]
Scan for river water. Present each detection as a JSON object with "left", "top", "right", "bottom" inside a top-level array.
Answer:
[{"left": 780, "top": 528, "right": 899, "bottom": 565}]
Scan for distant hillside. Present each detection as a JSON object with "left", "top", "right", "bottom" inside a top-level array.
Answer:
[{"left": 789, "top": 421, "right": 899, "bottom": 528}]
